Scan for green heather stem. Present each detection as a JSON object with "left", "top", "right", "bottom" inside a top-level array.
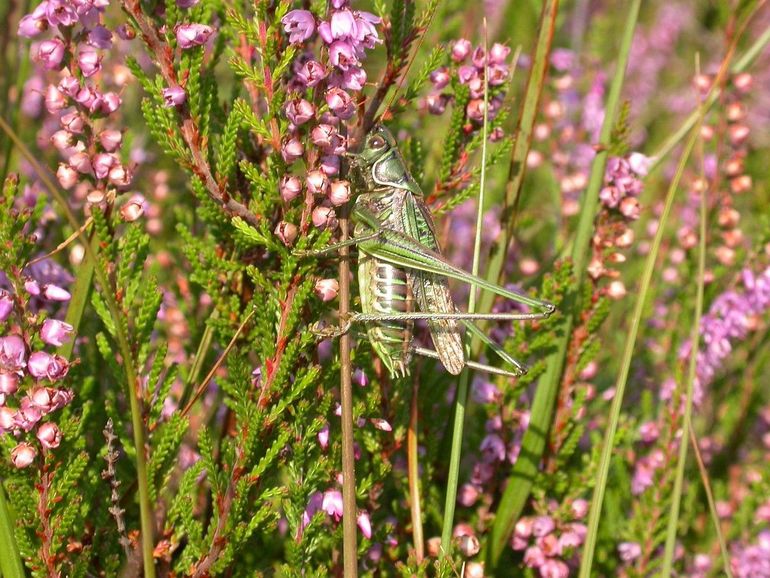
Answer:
[
  {"left": 660, "top": 80, "right": 708, "bottom": 578},
  {"left": 0, "top": 116, "right": 157, "bottom": 578},
  {"left": 440, "top": 21, "right": 491, "bottom": 557},
  {"left": 0, "top": 480, "right": 25, "bottom": 578},
  {"left": 488, "top": 0, "right": 641, "bottom": 566}
]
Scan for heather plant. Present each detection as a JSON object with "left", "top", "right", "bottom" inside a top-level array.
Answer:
[{"left": 1, "top": 0, "right": 770, "bottom": 577}]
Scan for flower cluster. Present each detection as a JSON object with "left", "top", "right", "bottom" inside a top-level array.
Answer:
[
  {"left": 730, "top": 531, "right": 770, "bottom": 578},
  {"left": 0, "top": 286, "right": 74, "bottom": 468},
  {"left": 19, "top": 0, "right": 136, "bottom": 210},
  {"left": 510, "top": 505, "right": 589, "bottom": 578},
  {"left": 299, "top": 488, "right": 372, "bottom": 539},
  {"left": 587, "top": 154, "right": 649, "bottom": 299},
  {"left": 425, "top": 39, "right": 512, "bottom": 122},
  {"left": 278, "top": 1, "right": 381, "bottom": 239}
]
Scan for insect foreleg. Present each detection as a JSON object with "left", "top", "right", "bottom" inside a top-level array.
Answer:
[
  {"left": 295, "top": 230, "right": 382, "bottom": 257},
  {"left": 351, "top": 311, "right": 548, "bottom": 322}
]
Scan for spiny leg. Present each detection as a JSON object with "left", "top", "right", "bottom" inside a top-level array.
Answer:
[
  {"left": 351, "top": 311, "right": 550, "bottom": 322},
  {"left": 294, "top": 230, "right": 381, "bottom": 257},
  {"left": 412, "top": 347, "right": 524, "bottom": 378}
]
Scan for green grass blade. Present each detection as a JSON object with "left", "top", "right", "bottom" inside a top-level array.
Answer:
[
  {"left": 0, "top": 481, "right": 26, "bottom": 578},
  {"left": 487, "top": 0, "right": 642, "bottom": 567},
  {"left": 58, "top": 237, "right": 95, "bottom": 360}
]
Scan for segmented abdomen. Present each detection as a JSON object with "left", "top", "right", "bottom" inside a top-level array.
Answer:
[{"left": 358, "top": 253, "right": 413, "bottom": 378}]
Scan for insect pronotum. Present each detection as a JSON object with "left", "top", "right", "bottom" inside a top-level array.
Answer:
[{"left": 303, "top": 124, "right": 554, "bottom": 379}]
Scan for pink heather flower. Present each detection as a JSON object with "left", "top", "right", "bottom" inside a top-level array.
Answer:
[
  {"left": 274, "top": 221, "right": 298, "bottom": 246},
  {"left": 523, "top": 545, "right": 546, "bottom": 568},
  {"left": 451, "top": 39, "right": 472, "bottom": 62},
  {"left": 61, "top": 111, "right": 85, "bottom": 134},
  {"left": 514, "top": 517, "right": 534, "bottom": 541},
  {"left": 175, "top": 24, "right": 214, "bottom": 49},
  {"left": 11, "top": 442, "right": 37, "bottom": 468},
  {"left": 58, "top": 76, "right": 80, "bottom": 97},
  {"left": 318, "top": 423, "right": 330, "bottom": 450},
  {"left": 330, "top": 66, "right": 367, "bottom": 91},
  {"left": 312, "top": 205, "right": 337, "bottom": 230},
  {"left": 618, "top": 541, "right": 642, "bottom": 562},
  {"left": 550, "top": 48, "right": 575, "bottom": 71},
  {"left": 370, "top": 418, "right": 391, "bottom": 432},
  {"left": 311, "top": 124, "right": 337, "bottom": 150},
  {"left": 352, "top": 368, "right": 368, "bottom": 386},
  {"left": 18, "top": 7, "right": 49, "bottom": 38},
  {"left": 0, "top": 335, "right": 27, "bottom": 372},
  {"left": 489, "top": 43, "right": 511, "bottom": 65},
  {"left": 353, "top": 11, "right": 381, "bottom": 49},
  {"left": 296, "top": 60, "right": 327, "bottom": 87},
  {"left": 314, "top": 278, "right": 339, "bottom": 301},
  {"left": 329, "top": 40, "right": 358, "bottom": 70},
  {"left": 430, "top": 67, "right": 451, "bottom": 90},
  {"left": 571, "top": 499, "right": 589, "bottom": 519},
  {"left": 532, "top": 516, "right": 556, "bottom": 537},
  {"left": 279, "top": 175, "right": 302, "bottom": 202},
  {"left": 162, "top": 85, "right": 187, "bottom": 107},
  {"left": 540, "top": 559, "right": 570, "bottom": 578},
  {"left": 619, "top": 197, "right": 640, "bottom": 220},
  {"left": 285, "top": 98, "right": 315, "bottom": 125},
  {"left": 38, "top": 38, "right": 66, "bottom": 70},
  {"left": 488, "top": 63, "right": 510, "bottom": 86},
  {"left": 108, "top": 164, "right": 132, "bottom": 187},
  {"left": 320, "top": 155, "right": 340, "bottom": 176},
  {"left": 120, "top": 195, "right": 147, "bottom": 222},
  {"left": 69, "top": 151, "right": 93, "bottom": 175},
  {"left": 281, "top": 137, "right": 304, "bottom": 163},
  {"left": 74, "top": 85, "right": 98, "bottom": 109},
  {"left": 45, "top": 0, "right": 79, "bottom": 27},
  {"left": 425, "top": 94, "right": 447, "bottom": 115},
  {"left": 0, "top": 290, "right": 12, "bottom": 322},
  {"left": 40, "top": 319, "right": 74, "bottom": 347},
  {"left": 329, "top": 9, "right": 356, "bottom": 40},
  {"left": 325, "top": 88, "right": 355, "bottom": 119},
  {"left": 0, "top": 406, "right": 16, "bottom": 431},
  {"left": 628, "top": 152, "right": 652, "bottom": 176},
  {"left": 93, "top": 153, "right": 117, "bottom": 179},
  {"left": 299, "top": 491, "right": 324, "bottom": 536},
  {"left": 50, "top": 129, "right": 74, "bottom": 151},
  {"left": 357, "top": 511, "right": 372, "bottom": 539},
  {"left": 458, "top": 483, "right": 479, "bottom": 507},
  {"left": 177, "top": 0, "right": 200, "bottom": 7},
  {"left": 87, "top": 25, "right": 113, "bottom": 49},
  {"left": 37, "top": 422, "right": 62, "bottom": 449},
  {"left": 306, "top": 170, "right": 329, "bottom": 195},
  {"left": 638, "top": 421, "right": 660, "bottom": 443},
  {"left": 99, "top": 92, "right": 122, "bottom": 114},
  {"left": 99, "top": 129, "right": 123, "bottom": 152},
  {"left": 28, "top": 351, "right": 69, "bottom": 382},
  {"left": 480, "top": 434, "right": 506, "bottom": 462},
  {"left": 77, "top": 48, "right": 102, "bottom": 77},
  {"left": 558, "top": 527, "right": 584, "bottom": 551},
  {"left": 472, "top": 378, "right": 501, "bottom": 404},
  {"left": 322, "top": 490, "right": 344, "bottom": 520},
  {"left": 328, "top": 180, "right": 350, "bottom": 206},
  {"left": 282, "top": 10, "right": 315, "bottom": 44},
  {"left": 466, "top": 99, "right": 487, "bottom": 122},
  {"left": 45, "top": 85, "right": 67, "bottom": 113}
]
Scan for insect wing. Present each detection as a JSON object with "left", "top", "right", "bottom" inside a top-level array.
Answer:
[{"left": 399, "top": 192, "right": 465, "bottom": 375}]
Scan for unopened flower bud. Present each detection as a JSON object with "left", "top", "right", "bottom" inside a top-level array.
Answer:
[
  {"left": 45, "top": 85, "right": 67, "bottom": 113},
  {"left": 728, "top": 124, "right": 750, "bottom": 146},
  {"left": 730, "top": 174, "right": 752, "bottom": 194},
  {"left": 489, "top": 42, "right": 511, "bottom": 65},
  {"left": 51, "top": 130, "right": 74, "bottom": 151},
  {"left": 120, "top": 195, "right": 146, "bottom": 221},
  {"left": 464, "top": 561, "right": 484, "bottom": 578},
  {"left": 175, "top": 23, "right": 214, "bottom": 49},
  {"left": 69, "top": 152, "right": 93, "bottom": 175},
  {"left": 93, "top": 153, "right": 117, "bottom": 179},
  {"left": 306, "top": 170, "right": 329, "bottom": 195},
  {"left": 37, "top": 422, "right": 62, "bottom": 449},
  {"left": 320, "top": 155, "right": 340, "bottom": 176},
  {"left": 726, "top": 102, "right": 745, "bottom": 123},
  {"left": 718, "top": 207, "right": 740, "bottom": 228},
  {"left": 451, "top": 39, "right": 472, "bottom": 62},
  {"left": 108, "top": 164, "right": 132, "bottom": 187},
  {"left": 724, "top": 157, "right": 744, "bottom": 177},
  {"left": 285, "top": 98, "right": 315, "bottom": 125},
  {"left": 274, "top": 221, "right": 298, "bottom": 246},
  {"left": 426, "top": 93, "right": 447, "bottom": 115},
  {"left": 77, "top": 48, "right": 102, "bottom": 77},
  {"left": 99, "top": 129, "right": 123, "bottom": 152},
  {"left": 11, "top": 443, "right": 37, "bottom": 468},
  {"left": 615, "top": 227, "right": 634, "bottom": 248},
  {"left": 430, "top": 67, "right": 451, "bottom": 90},
  {"left": 162, "top": 85, "right": 187, "bottom": 107},
  {"left": 715, "top": 245, "right": 735, "bottom": 266},
  {"left": 40, "top": 319, "right": 74, "bottom": 347},
  {"left": 0, "top": 372, "right": 19, "bottom": 395},
  {"left": 281, "top": 137, "right": 304, "bottom": 163},
  {"left": 607, "top": 280, "right": 626, "bottom": 300},
  {"left": 280, "top": 175, "right": 303, "bottom": 202},
  {"left": 60, "top": 111, "right": 85, "bottom": 134},
  {"left": 38, "top": 38, "right": 66, "bottom": 70},
  {"left": 43, "top": 284, "right": 71, "bottom": 302},
  {"left": 328, "top": 180, "right": 351, "bottom": 206},
  {"left": 693, "top": 73, "right": 711, "bottom": 93},
  {"left": 733, "top": 72, "right": 752, "bottom": 92},
  {"left": 457, "top": 534, "right": 481, "bottom": 557},
  {"left": 325, "top": 88, "right": 355, "bottom": 119},
  {"left": 314, "top": 278, "right": 339, "bottom": 301},
  {"left": 312, "top": 205, "right": 337, "bottom": 230},
  {"left": 700, "top": 124, "right": 714, "bottom": 140},
  {"left": 619, "top": 196, "right": 640, "bottom": 220}
]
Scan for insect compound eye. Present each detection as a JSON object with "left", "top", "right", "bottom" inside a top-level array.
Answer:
[{"left": 369, "top": 135, "right": 386, "bottom": 149}]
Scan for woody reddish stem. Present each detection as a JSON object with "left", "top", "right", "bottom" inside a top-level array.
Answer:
[{"left": 122, "top": 0, "right": 259, "bottom": 228}]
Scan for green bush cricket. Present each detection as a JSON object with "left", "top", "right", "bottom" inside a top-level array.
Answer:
[{"left": 302, "top": 125, "right": 554, "bottom": 379}]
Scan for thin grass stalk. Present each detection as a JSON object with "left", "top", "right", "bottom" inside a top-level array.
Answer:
[
  {"left": 58, "top": 235, "right": 95, "bottom": 360},
  {"left": 487, "top": 0, "right": 641, "bottom": 566},
  {"left": 338, "top": 200, "right": 358, "bottom": 577},
  {"left": 439, "top": 21, "right": 491, "bottom": 558},
  {"left": 407, "top": 375, "right": 424, "bottom": 561},
  {"left": 0, "top": 116, "right": 157, "bottom": 578},
  {"left": 659, "top": 61, "right": 709, "bottom": 575},
  {"left": 0, "top": 481, "right": 25, "bottom": 578}
]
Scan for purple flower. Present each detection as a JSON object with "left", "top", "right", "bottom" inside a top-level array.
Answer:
[
  {"left": 327, "top": 9, "right": 357, "bottom": 41},
  {"left": 480, "top": 434, "right": 506, "bottom": 461},
  {"left": 325, "top": 87, "right": 355, "bottom": 119},
  {"left": 37, "top": 422, "right": 62, "bottom": 449},
  {"left": 40, "top": 319, "right": 74, "bottom": 347},
  {"left": 279, "top": 175, "right": 302, "bottom": 202},
  {"left": 532, "top": 516, "right": 555, "bottom": 537},
  {"left": 38, "top": 39, "right": 66, "bottom": 70},
  {"left": 322, "top": 490, "right": 344, "bottom": 520},
  {"left": 0, "top": 335, "right": 27, "bottom": 373},
  {"left": 42, "top": 284, "right": 71, "bottom": 302},
  {"left": 618, "top": 541, "right": 642, "bottom": 562},
  {"left": 451, "top": 39, "right": 472, "bottom": 62},
  {"left": 87, "top": 25, "right": 113, "bottom": 49},
  {"left": 329, "top": 66, "right": 366, "bottom": 91},
  {"left": 0, "top": 291, "right": 13, "bottom": 322},
  {"left": 10, "top": 443, "right": 37, "bottom": 468},
  {"left": 162, "top": 85, "right": 187, "bottom": 107},
  {"left": 357, "top": 511, "right": 372, "bottom": 539},
  {"left": 318, "top": 423, "right": 330, "bottom": 450},
  {"left": 18, "top": 4, "right": 49, "bottom": 38},
  {"left": 285, "top": 98, "right": 315, "bottom": 125},
  {"left": 44, "top": 85, "right": 67, "bottom": 113},
  {"left": 430, "top": 67, "right": 450, "bottom": 90},
  {"left": 329, "top": 40, "right": 358, "bottom": 70},
  {"left": 45, "top": 0, "right": 79, "bottom": 27},
  {"left": 281, "top": 10, "right": 315, "bottom": 44},
  {"left": 353, "top": 11, "right": 380, "bottom": 49},
  {"left": 320, "top": 155, "right": 340, "bottom": 176},
  {"left": 175, "top": 23, "right": 214, "bottom": 49},
  {"left": 281, "top": 137, "right": 304, "bottom": 163},
  {"left": 489, "top": 43, "right": 511, "bottom": 65},
  {"left": 27, "top": 352, "right": 69, "bottom": 381},
  {"left": 93, "top": 153, "right": 117, "bottom": 179},
  {"left": 296, "top": 60, "right": 328, "bottom": 87},
  {"left": 98, "top": 129, "right": 123, "bottom": 152}
]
